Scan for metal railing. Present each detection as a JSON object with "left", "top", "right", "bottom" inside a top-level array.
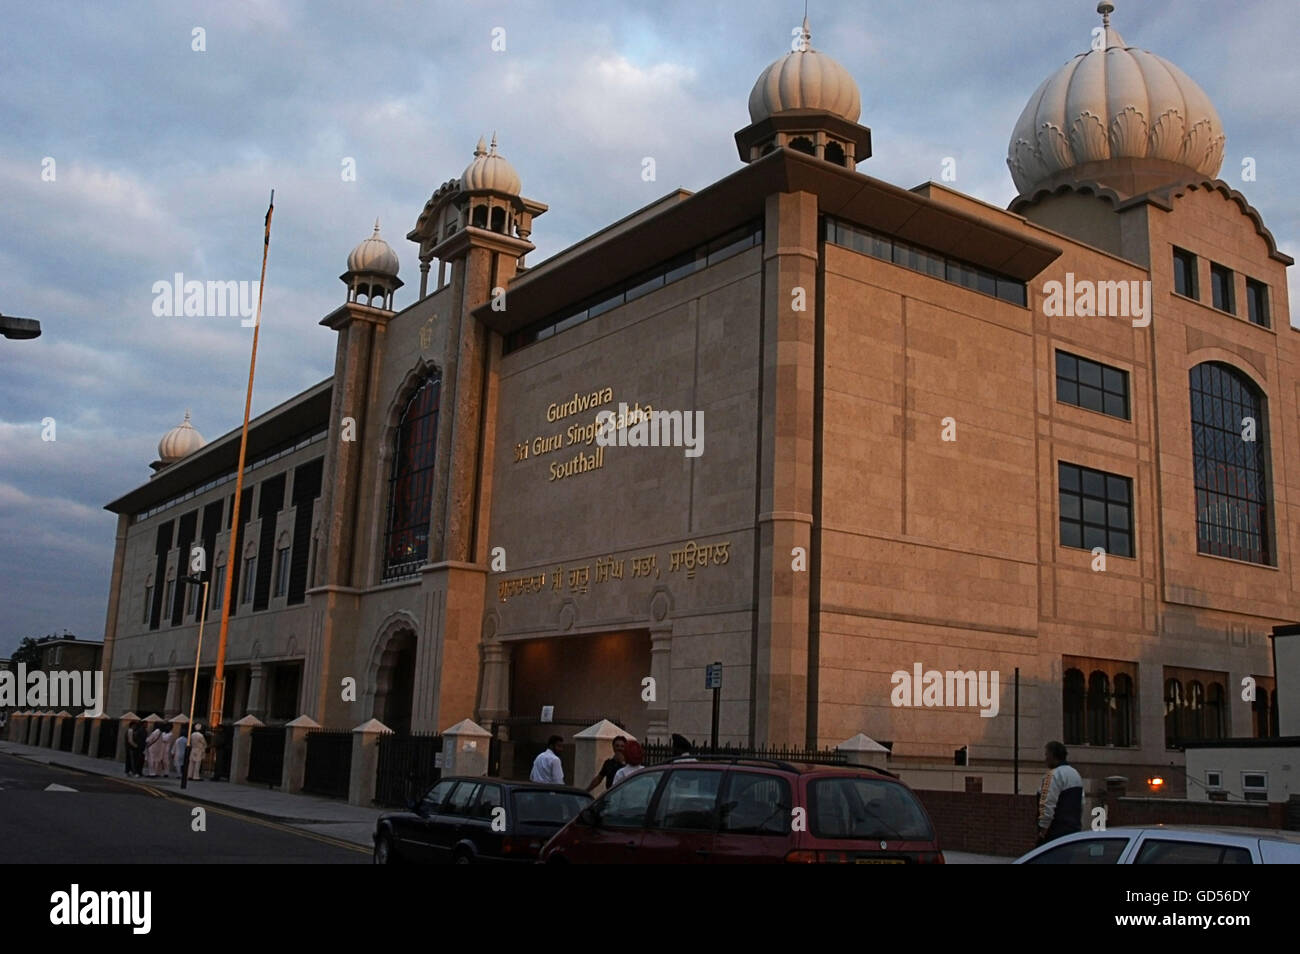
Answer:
[
  {"left": 247, "top": 725, "right": 286, "bottom": 786},
  {"left": 375, "top": 733, "right": 443, "bottom": 807},
  {"left": 302, "top": 730, "right": 353, "bottom": 800}
]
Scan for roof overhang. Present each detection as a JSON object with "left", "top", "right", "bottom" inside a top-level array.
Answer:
[
  {"left": 104, "top": 378, "right": 334, "bottom": 516},
  {"left": 474, "top": 148, "right": 1062, "bottom": 334}
]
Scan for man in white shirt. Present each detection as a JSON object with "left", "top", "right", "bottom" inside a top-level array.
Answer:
[
  {"left": 1037, "top": 740, "right": 1084, "bottom": 845},
  {"left": 530, "top": 735, "right": 565, "bottom": 785}
]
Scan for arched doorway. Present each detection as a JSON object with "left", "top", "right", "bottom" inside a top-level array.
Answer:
[{"left": 374, "top": 630, "right": 417, "bottom": 735}]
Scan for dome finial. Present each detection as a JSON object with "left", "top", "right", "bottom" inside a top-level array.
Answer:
[{"left": 1098, "top": 1, "right": 1114, "bottom": 28}]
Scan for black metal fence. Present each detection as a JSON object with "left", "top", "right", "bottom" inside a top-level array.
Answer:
[
  {"left": 303, "top": 730, "right": 353, "bottom": 799},
  {"left": 58, "top": 718, "right": 74, "bottom": 751},
  {"left": 97, "top": 719, "right": 119, "bottom": 759},
  {"left": 375, "top": 733, "right": 443, "bottom": 807},
  {"left": 642, "top": 739, "right": 850, "bottom": 767},
  {"left": 247, "top": 725, "right": 286, "bottom": 786}
]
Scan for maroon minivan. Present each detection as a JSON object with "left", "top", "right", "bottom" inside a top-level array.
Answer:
[{"left": 539, "top": 757, "right": 943, "bottom": 864}]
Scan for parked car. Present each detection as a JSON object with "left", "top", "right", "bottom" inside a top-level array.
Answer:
[
  {"left": 539, "top": 757, "right": 943, "bottom": 863},
  {"left": 1014, "top": 826, "right": 1300, "bottom": 864},
  {"left": 373, "top": 776, "right": 592, "bottom": 864}
]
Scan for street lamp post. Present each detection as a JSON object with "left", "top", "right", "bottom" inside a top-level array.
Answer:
[{"left": 179, "top": 573, "right": 209, "bottom": 791}]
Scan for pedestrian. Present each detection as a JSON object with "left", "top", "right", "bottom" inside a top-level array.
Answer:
[
  {"left": 158, "top": 727, "right": 175, "bottom": 777},
  {"left": 1036, "top": 740, "right": 1084, "bottom": 846},
  {"left": 585, "top": 735, "right": 627, "bottom": 792},
  {"left": 188, "top": 724, "right": 207, "bottom": 781},
  {"left": 143, "top": 724, "right": 164, "bottom": 777},
  {"left": 529, "top": 734, "right": 565, "bottom": 785},
  {"left": 613, "top": 739, "right": 644, "bottom": 785},
  {"left": 172, "top": 727, "right": 188, "bottom": 778},
  {"left": 124, "top": 720, "right": 139, "bottom": 776}
]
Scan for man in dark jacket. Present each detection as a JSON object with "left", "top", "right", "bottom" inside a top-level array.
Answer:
[{"left": 1036, "top": 741, "right": 1084, "bottom": 845}]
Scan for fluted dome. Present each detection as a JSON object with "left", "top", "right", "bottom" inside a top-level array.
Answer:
[
  {"left": 347, "top": 220, "right": 399, "bottom": 277},
  {"left": 1008, "top": 2, "right": 1225, "bottom": 198},
  {"left": 461, "top": 134, "right": 521, "bottom": 195},
  {"left": 748, "top": 17, "right": 861, "bottom": 124},
  {"left": 158, "top": 410, "right": 205, "bottom": 463}
]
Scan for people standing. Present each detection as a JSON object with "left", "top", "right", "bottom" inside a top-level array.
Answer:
[
  {"left": 157, "top": 727, "right": 175, "bottom": 777},
  {"left": 171, "top": 727, "right": 188, "bottom": 779},
  {"left": 143, "top": 724, "right": 163, "bottom": 777},
  {"left": 613, "top": 739, "right": 644, "bottom": 785},
  {"left": 529, "top": 735, "right": 565, "bottom": 785},
  {"left": 585, "top": 736, "right": 627, "bottom": 793},
  {"left": 1037, "top": 741, "right": 1084, "bottom": 846},
  {"left": 124, "top": 720, "right": 140, "bottom": 777},
  {"left": 188, "top": 724, "right": 207, "bottom": 781}
]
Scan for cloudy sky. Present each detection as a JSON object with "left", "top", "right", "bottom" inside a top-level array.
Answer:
[{"left": 0, "top": 0, "right": 1295, "bottom": 657}]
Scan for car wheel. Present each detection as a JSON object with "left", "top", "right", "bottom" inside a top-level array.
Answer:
[
  {"left": 452, "top": 848, "right": 473, "bottom": 865},
  {"left": 374, "top": 833, "right": 397, "bottom": 864}
]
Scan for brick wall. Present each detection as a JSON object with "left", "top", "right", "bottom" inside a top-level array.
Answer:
[{"left": 916, "top": 790, "right": 1039, "bottom": 857}]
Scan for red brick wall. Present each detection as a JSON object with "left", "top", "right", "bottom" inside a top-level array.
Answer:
[{"left": 916, "top": 790, "right": 1039, "bottom": 857}]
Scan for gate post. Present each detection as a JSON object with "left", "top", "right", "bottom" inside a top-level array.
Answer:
[
  {"left": 441, "top": 719, "right": 491, "bottom": 778},
  {"left": 282, "top": 715, "right": 320, "bottom": 793},
  {"left": 349, "top": 719, "right": 392, "bottom": 807},
  {"left": 230, "top": 714, "right": 263, "bottom": 785}
]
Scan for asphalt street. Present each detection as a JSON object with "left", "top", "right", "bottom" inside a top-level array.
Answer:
[{"left": 0, "top": 752, "right": 368, "bottom": 863}]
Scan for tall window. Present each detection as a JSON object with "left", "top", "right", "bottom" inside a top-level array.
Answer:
[
  {"left": 1173, "top": 247, "right": 1198, "bottom": 299},
  {"left": 1189, "top": 362, "right": 1270, "bottom": 564},
  {"left": 384, "top": 373, "right": 441, "bottom": 580}
]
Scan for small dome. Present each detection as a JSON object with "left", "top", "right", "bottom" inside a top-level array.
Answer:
[
  {"left": 748, "top": 17, "right": 861, "bottom": 124},
  {"left": 461, "top": 134, "right": 521, "bottom": 195},
  {"left": 1007, "top": 2, "right": 1225, "bottom": 197},
  {"left": 158, "top": 410, "right": 205, "bottom": 463},
  {"left": 347, "top": 220, "right": 399, "bottom": 277}
]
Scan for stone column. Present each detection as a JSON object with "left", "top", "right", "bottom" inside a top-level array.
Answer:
[
  {"left": 229, "top": 714, "right": 263, "bottom": 785},
  {"left": 246, "top": 664, "right": 267, "bottom": 720},
  {"left": 164, "top": 669, "right": 182, "bottom": 714},
  {"left": 441, "top": 718, "right": 491, "bottom": 777},
  {"left": 647, "top": 625, "right": 672, "bottom": 742},
  {"left": 348, "top": 718, "right": 392, "bottom": 807},
  {"left": 281, "top": 714, "right": 320, "bottom": 793},
  {"left": 574, "top": 720, "right": 637, "bottom": 794}
]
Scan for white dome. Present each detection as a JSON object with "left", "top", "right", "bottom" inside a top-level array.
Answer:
[
  {"left": 1007, "top": 2, "right": 1225, "bottom": 197},
  {"left": 347, "top": 220, "right": 399, "bottom": 277},
  {"left": 158, "top": 410, "right": 205, "bottom": 463},
  {"left": 748, "top": 17, "right": 861, "bottom": 124},
  {"left": 461, "top": 134, "right": 521, "bottom": 195}
]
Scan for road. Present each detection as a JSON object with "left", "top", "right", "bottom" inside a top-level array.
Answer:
[{"left": 0, "top": 752, "right": 368, "bottom": 863}]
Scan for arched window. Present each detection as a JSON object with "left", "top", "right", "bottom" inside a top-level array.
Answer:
[
  {"left": 1111, "top": 673, "right": 1134, "bottom": 747},
  {"left": 1087, "top": 671, "right": 1110, "bottom": 746},
  {"left": 1164, "top": 678, "right": 1183, "bottom": 748},
  {"left": 789, "top": 136, "right": 815, "bottom": 156},
  {"left": 383, "top": 373, "right": 441, "bottom": 580},
  {"left": 1190, "top": 362, "right": 1271, "bottom": 564},
  {"left": 1062, "top": 668, "right": 1085, "bottom": 745}
]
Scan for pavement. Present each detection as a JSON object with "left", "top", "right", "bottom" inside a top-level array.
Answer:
[{"left": 0, "top": 739, "right": 384, "bottom": 851}]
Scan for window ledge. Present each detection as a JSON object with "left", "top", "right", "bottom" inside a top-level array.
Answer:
[{"left": 1194, "top": 550, "right": 1278, "bottom": 571}]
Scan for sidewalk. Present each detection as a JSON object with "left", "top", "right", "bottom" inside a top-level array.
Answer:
[{"left": 0, "top": 739, "right": 384, "bottom": 850}]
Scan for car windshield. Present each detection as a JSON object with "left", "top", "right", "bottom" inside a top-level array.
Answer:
[
  {"left": 808, "top": 777, "right": 934, "bottom": 840},
  {"left": 512, "top": 790, "right": 591, "bottom": 826}
]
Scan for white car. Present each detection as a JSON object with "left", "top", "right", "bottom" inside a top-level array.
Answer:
[{"left": 1015, "top": 825, "right": 1300, "bottom": 864}]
